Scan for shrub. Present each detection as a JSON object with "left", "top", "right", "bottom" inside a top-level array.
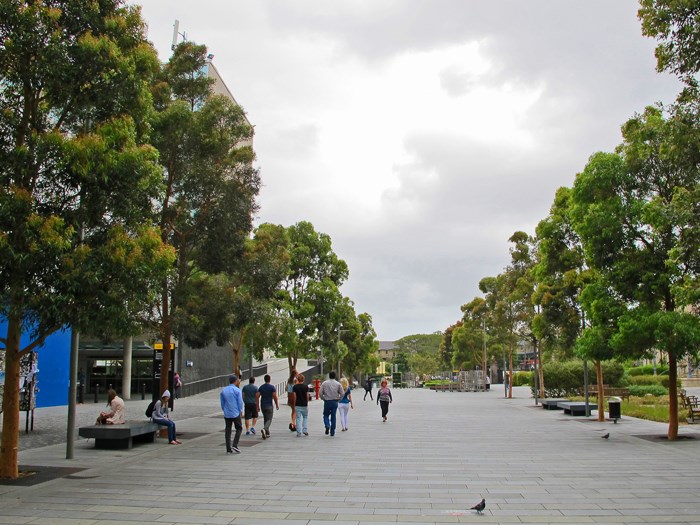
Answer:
[
  {"left": 512, "top": 371, "right": 532, "bottom": 386},
  {"left": 628, "top": 384, "right": 667, "bottom": 397},
  {"left": 626, "top": 375, "right": 665, "bottom": 386},
  {"left": 627, "top": 364, "right": 669, "bottom": 376},
  {"left": 534, "top": 360, "right": 625, "bottom": 397}
]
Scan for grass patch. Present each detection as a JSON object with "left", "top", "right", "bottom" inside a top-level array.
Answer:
[{"left": 573, "top": 395, "right": 684, "bottom": 424}]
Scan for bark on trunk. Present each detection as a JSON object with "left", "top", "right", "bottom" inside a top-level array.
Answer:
[
  {"left": 595, "top": 360, "right": 605, "bottom": 422},
  {"left": 0, "top": 313, "right": 22, "bottom": 479},
  {"left": 668, "top": 353, "right": 678, "bottom": 441},
  {"left": 159, "top": 280, "right": 171, "bottom": 398},
  {"left": 508, "top": 348, "right": 513, "bottom": 399},
  {"left": 537, "top": 341, "right": 545, "bottom": 398}
]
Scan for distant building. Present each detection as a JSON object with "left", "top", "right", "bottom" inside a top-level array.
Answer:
[
  {"left": 377, "top": 341, "right": 397, "bottom": 361},
  {"left": 205, "top": 59, "right": 254, "bottom": 149}
]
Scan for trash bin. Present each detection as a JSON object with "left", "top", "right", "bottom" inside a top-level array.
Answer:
[{"left": 608, "top": 396, "right": 621, "bottom": 421}]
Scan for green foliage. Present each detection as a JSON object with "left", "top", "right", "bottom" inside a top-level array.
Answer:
[
  {"left": 407, "top": 351, "right": 441, "bottom": 377},
  {"left": 537, "top": 360, "right": 625, "bottom": 397},
  {"left": 629, "top": 384, "right": 668, "bottom": 397},
  {"left": 627, "top": 365, "right": 669, "bottom": 376},
  {"left": 512, "top": 371, "right": 532, "bottom": 387},
  {"left": 394, "top": 333, "right": 442, "bottom": 354},
  {"left": 625, "top": 375, "right": 667, "bottom": 386},
  {"left": 638, "top": 1, "right": 700, "bottom": 82}
]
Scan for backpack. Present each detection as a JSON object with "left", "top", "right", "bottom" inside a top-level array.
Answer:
[{"left": 145, "top": 399, "right": 157, "bottom": 418}]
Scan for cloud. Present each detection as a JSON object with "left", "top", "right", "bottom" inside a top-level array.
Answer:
[{"left": 135, "top": 0, "right": 682, "bottom": 340}]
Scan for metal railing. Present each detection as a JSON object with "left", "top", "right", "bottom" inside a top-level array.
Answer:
[
  {"left": 181, "top": 375, "right": 230, "bottom": 397},
  {"left": 179, "top": 363, "right": 269, "bottom": 398}
]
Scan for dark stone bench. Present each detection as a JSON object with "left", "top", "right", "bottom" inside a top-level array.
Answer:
[
  {"left": 541, "top": 398, "right": 569, "bottom": 410},
  {"left": 79, "top": 420, "right": 160, "bottom": 449},
  {"left": 557, "top": 401, "right": 596, "bottom": 416}
]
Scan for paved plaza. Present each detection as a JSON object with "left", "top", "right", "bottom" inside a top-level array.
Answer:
[{"left": 1, "top": 385, "right": 700, "bottom": 524}]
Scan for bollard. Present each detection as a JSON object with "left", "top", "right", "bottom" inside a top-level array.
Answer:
[
  {"left": 78, "top": 383, "right": 84, "bottom": 404},
  {"left": 141, "top": 383, "right": 146, "bottom": 400},
  {"left": 94, "top": 383, "right": 99, "bottom": 404}
]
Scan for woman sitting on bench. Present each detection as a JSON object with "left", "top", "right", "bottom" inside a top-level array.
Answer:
[
  {"left": 152, "top": 390, "right": 181, "bottom": 445},
  {"left": 96, "top": 389, "right": 126, "bottom": 425}
]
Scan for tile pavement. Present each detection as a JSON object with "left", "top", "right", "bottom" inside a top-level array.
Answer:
[{"left": 1, "top": 385, "right": 700, "bottom": 524}]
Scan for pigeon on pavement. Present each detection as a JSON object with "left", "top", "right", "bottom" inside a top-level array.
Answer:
[
  {"left": 471, "top": 499, "right": 486, "bottom": 514},
  {"left": 601, "top": 433, "right": 610, "bottom": 439}
]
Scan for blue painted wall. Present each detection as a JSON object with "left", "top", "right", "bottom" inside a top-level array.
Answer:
[{"left": 0, "top": 320, "right": 71, "bottom": 408}]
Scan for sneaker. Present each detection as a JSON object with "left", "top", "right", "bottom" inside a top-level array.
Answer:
[
  {"left": 265, "top": 429, "right": 271, "bottom": 438},
  {"left": 250, "top": 428, "right": 256, "bottom": 434},
  {"left": 261, "top": 430, "right": 267, "bottom": 440},
  {"left": 325, "top": 427, "right": 330, "bottom": 435},
  {"left": 297, "top": 433, "right": 302, "bottom": 437},
  {"left": 245, "top": 431, "right": 251, "bottom": 435},
  {"left": 226, "top": 449, "right": 233, "bottom": 454},
  {"left": 303, "top": 431, "right": 309, "bottom": 436},
  {"left": 232, "top": 446, "right": 241, "bottom": 454}
]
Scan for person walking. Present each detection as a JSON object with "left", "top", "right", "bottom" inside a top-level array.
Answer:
[
  {"left": 220, "top": 374, "right": 244, "bottom": 454},
  {"left": 242, "top": 376, "right": 259, "bottom": 435},
  {"left": 377, "top": 379, "right": 393, "bottom": 422},
  {"left": 152, "top": 390, "right": 180, "bottom": 444},
  {"left": 293, "top": 373, "right": 310, "bottom": 436},
  {"left": 320, "top": 371, "right": 345, "bottom": 436},
  {"left": 287, "top": 369, "right": 297, "bottom": 432},
  {"left": 338, "top": 377, "right": 354, "bottom": 431},
  {"left": 363, "top": 377, "right": 373, "bottom": 401},
  {"left": 256, "top": 374, "right": 279, "bottom": 439},
  {"left": 173, "top": 372, "right": 182, "bottom": 399}
]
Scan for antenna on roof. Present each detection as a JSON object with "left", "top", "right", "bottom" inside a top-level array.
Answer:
[{"left": 171, "top": 20, "right": 187, "bottom": 50}]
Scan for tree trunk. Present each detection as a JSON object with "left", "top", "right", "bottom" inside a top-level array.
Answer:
[
  {"left": 508, "top": 347, "right": 513, "bottom": 399},
  {"left": 595, "top": 360, "right": 605, "bottom": 422},
  {"left": 0, "top": 312, "right": 22, "bottom": 479},
  {"left": 668, "top": 352, "right": 678, "bottom": 441},
  {"left": 537, "top": 340, "right": 545, "bottom": 398},
  {"left": 231, "top": 331, "right": 244, "bottom": 378},
  {"left": 159, "top": 280, "right": 171, "bottom": 398}
]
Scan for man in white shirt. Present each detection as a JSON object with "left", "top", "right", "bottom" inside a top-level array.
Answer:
[{"left": 319, "top": 371, "right": 345, "bottom": 436}]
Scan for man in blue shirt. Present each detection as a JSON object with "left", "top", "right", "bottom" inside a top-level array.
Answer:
[
  {"left": 256, "top": 374, "right": 279, "bottom": 439},
  {"left": 220, "top": 374, "right": 244, "bottom": 454}
]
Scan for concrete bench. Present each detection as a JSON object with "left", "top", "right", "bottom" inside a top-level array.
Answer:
[
  {"left": 557, "top": 401, "right": 596, "bottom": 416},
  {"left": 79, "top": 420, "right": 160, "bottom": 449},
  {"left": 541, "top": 398, "right": 569, "bottom": 410}
]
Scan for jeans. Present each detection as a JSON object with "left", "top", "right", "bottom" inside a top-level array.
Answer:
[
  {"left": 364, "top": 389, "right": 372, "bottom": 400},
  {"left": 338, "top": 402, "right": 350, "bottom": 429},
  {"left": 295, "top": 406, "right": 308, "bottom": 435},
  {"left": 261, "top": 406, "right": 274, "bottom": 434},
  {"left": 153, "top": 417, "right": 176, "bottom": 442},
  {"left": 225, "top": 416, "right": 242, "bottom": 451},
  {"left": 323, "top": 399, "right": 339, "bottom": 435}
]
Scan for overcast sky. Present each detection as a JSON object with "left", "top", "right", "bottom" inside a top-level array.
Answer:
[{"left": 135, "top": 1, "right": 681, "bottom": 341}]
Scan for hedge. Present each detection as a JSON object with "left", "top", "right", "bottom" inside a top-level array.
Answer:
[{"left": 531, "top": 360, "right": 625, "bottom": 398}]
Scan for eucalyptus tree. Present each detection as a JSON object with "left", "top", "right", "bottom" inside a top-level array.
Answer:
[
  {"left": 570, "top": 106, "right": 700, "bottom": 439},
  {"left": 452, "top": 297, "right": 488, "bottom": 373},
  {"left": 439, "top": 322, "right": 461, "bottom": 370},
  {"left": 273, "top": 221, "right": 348, "bottom": 375},
  {"left": 0, "top": 0, "right": 174, "bottom": 478},
  {"left": 150, "top": 41, "right": 259, "bottom": 396},
  {"left": 533, "top": 187, "right": 603, "bottom": 402},
  {"left": 172, "top": 223, "right": 289, "bottom": 376}
]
